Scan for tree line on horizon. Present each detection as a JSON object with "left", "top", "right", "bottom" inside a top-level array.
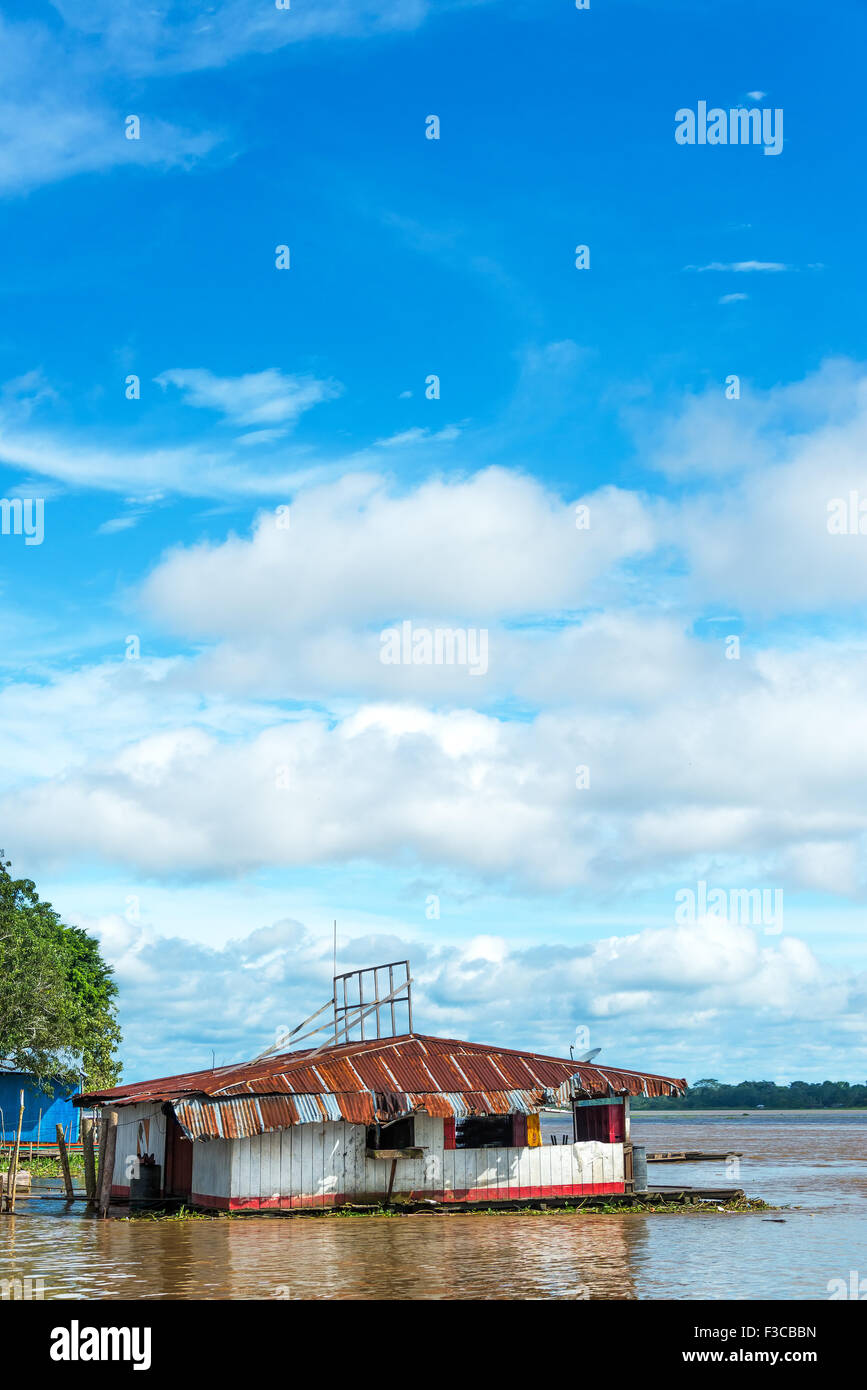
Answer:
[{"left": 631, "top": 1077, "right": 867, "bottom": 1109}]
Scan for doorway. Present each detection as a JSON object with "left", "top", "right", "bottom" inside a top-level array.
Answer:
[{"left": 163, "top": 1109, "right": 193, "bottom": 1201}]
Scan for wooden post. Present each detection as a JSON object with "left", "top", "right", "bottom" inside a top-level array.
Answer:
[
  {"left": 56, "top": 1124, "right": 75, "bottom": 1201},
  {"left": 4, "top": 1090, "right": 25, "bottom": 1214},
  {"left": 96, "top": 1109, "right": 109, "bottom": 1208},
  {"left": 81, "top": 1117, "right": 97, "bottom": 1207},
  {"left": 97, "top": 1109, "right": 118, "bottom": 1218}
]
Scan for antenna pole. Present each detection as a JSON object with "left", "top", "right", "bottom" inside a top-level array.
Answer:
[
  {"left": 333, "top": 920, "right": 338, "bottom": 1043},
  {"left": 406, "top": 959, "right": 413, "bottom": 1034}
]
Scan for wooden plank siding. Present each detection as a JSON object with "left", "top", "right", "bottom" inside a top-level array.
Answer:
[
  {"left": 192, "top": 1114, "right": 624, "bottom": 1209},
  {"left": 104, "top": 1106, "right": 625, "bottom": 1208}
]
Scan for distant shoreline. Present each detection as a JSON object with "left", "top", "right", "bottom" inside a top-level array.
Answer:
[
  {"left": 631, "top": 1106, "right": 867, "bottom": 1115},
  {"left": 631, "top": 1080, "right": 867, "bottom": 1111}
]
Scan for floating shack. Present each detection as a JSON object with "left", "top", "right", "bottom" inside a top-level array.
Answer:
[{"left": 77, "top": 961, "right": 685, "bottom": 1211}]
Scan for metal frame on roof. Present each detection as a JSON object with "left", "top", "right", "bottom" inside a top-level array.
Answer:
[
  {"left": 332, "top": 960, "right": 413, "bottom": 1045},
  {"left": 251, "top": 960, "right": 414, "bottom": 1062}
]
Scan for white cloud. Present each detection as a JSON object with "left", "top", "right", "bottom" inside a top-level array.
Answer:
[
  {"left": 76, "top": 910, "right": 864, "bottom": 1083},
  {"left": 640, "top": 361, "right": 867, "bottom": 611},
  {"left": 154, "top": 367, "right": 342, "bottom": 432},
  {"left": 5, "top": 364, "right": 867, "bottom": 1062},
  {"left": 0, "top": 103, "right": 219, "bottom": 194},
  {"left": 0, "top": 2, "right": 446, "bottom": 194},
  {"left": 686, "top": 261, "right": 789, "bottom": 273},
  {"left": 0, "top": 419, "right": 327, "bottom": 498},
  {"left": 635, "top": 355, "right": 864, "bottom": 474},
  {"left": 0, "top": 14, "right": 220, "bottom": 194},
  {"left": 141, "top": 468, "right": 656, "bottom": 635},
  {"left": 50, "top": 0, "right": 439, "bottom": 76},
  {"left": 373, "top": 425, "right": 461, "bottom": 447},
  {"left": 96, "top": 514, "right": 141, "bottom": 535},
  {"left": 8, "top": 637, "right": 867, "bottom": 897}
]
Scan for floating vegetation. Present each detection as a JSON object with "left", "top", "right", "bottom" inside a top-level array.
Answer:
[{"left": 118, "top": 1194, "right": 777, "bottom": 1221}]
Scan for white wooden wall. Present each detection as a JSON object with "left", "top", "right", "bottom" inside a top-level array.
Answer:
[
  {"left": 106, "top": 1107, "right": 625, "bottom": 1207},
  {"left": 109, "top": 1103, "right": 167, "bottom": 1192},
  {"left": 192, "top": 1135, "right": 232, "bottom": 1204},
  {"left": 220, "top": 1114, "right": 624, "bottom": 1208}
]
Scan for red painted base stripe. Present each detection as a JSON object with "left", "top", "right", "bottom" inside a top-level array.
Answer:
[
  {"left": 449, "top": 1182, "right": 624, "bottom": 1202},
  {"left": 215, "top": 1182, "right": 625, "bottom": 1210}
]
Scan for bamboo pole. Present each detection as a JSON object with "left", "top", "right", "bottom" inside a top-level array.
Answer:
[
  {"left": 81, "top": 1117, "right": 97, "bottom": 1207},
  {"left": 97, "top": 1109, "right": 118, "bottom": 1218},
  {"left": 4, "top": 1090, "right": 25, "bottom": 1214},
  {"left": 56, "top": 1124, "right": 75, "bottom": 1201}
]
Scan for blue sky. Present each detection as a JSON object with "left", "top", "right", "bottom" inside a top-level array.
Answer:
[{"left": 2, "top": 0, "right": 866, "bottom": 1085}]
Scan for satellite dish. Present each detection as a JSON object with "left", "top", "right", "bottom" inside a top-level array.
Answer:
[{"left": 575, "top": 1047, "right": 602, "bottom": 1064}]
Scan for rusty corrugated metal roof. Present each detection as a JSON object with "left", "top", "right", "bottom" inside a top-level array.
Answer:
[
  {"left": 78, "top": 1034, "right": 686, "bottom": 1139},
  {"left": 170, "top": 1086, "right": 583, "bottom": 1140}
]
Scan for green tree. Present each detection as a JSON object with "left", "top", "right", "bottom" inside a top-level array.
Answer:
[
  {"left": 632, "top": 1077, "right": 867, "bottom": 1110},
  {"left": 0, "top": 854, "right": 121, "bottom": 1089}
]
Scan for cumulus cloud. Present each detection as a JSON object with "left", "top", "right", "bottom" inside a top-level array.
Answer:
[
  {"left": 132, "top": 359, "right": 867, "bottom": 637},
  {"left": 5, "top": 360, "right": 867, "bottom": 1087},
  {"left": 643, "top": 362, "right": 867, "bottom": 611},
  {"left": 9, "top": 355, "right": 865, "bottom": 625},
  {"left": 7, "top": 364, "right": 867, "bottom": 887},
  {"left": 8, "top": 639, "right": 867, "bottom": 897},
  {"left": 142, "top": 468, "right": 656, "bottom": 635},
  {"left": 641, "top": 358, "right": 867, "bottom": 479},
  {"left": 77, "top": 910, "right": 864, "bottom": 1083}
]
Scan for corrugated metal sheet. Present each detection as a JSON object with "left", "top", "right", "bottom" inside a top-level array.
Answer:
[
  {"left": 173, "top": 1095, "right": 300, "bottom": 1140},
  {"left": 172, "top": 1082, "right": 655, "bottom": 1142},
  {"left": 80, "top": 1033, "right": 686, "bottom": 1140},
  {"left": 171, "top": 1089, "right": 544, "bottom": 1140}
]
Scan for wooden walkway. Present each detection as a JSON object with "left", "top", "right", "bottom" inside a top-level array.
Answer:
[{"left": 647, "top": 1150, "right": 742, "bottom": 1163}]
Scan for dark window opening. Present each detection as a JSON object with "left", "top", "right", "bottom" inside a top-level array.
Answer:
[
  {"left": 573, "top": 1101, "right": 624, "bottom": 1144},
  {"left": 366, "top": 1115, "right": 415, "bottom": 1150},
  {"left": 455, "top": 1115, "right": 513, "bottom": 1149}
]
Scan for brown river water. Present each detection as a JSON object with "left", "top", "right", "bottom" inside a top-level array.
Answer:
[{"left": 1, "top": 1112, "right": 864, "bottom": 1299}]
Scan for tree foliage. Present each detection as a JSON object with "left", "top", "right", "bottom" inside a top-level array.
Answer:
[
  {"left": 632, "top": 1077, "right": 867, "bottom": 1109},
  {"left": 0, "top": 854, "right": 121, "bottom": 1089}
]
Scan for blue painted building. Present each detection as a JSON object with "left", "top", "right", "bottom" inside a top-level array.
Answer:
[{"left": 0, "top": 1070, "right": 80, "bottom": 1144}]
